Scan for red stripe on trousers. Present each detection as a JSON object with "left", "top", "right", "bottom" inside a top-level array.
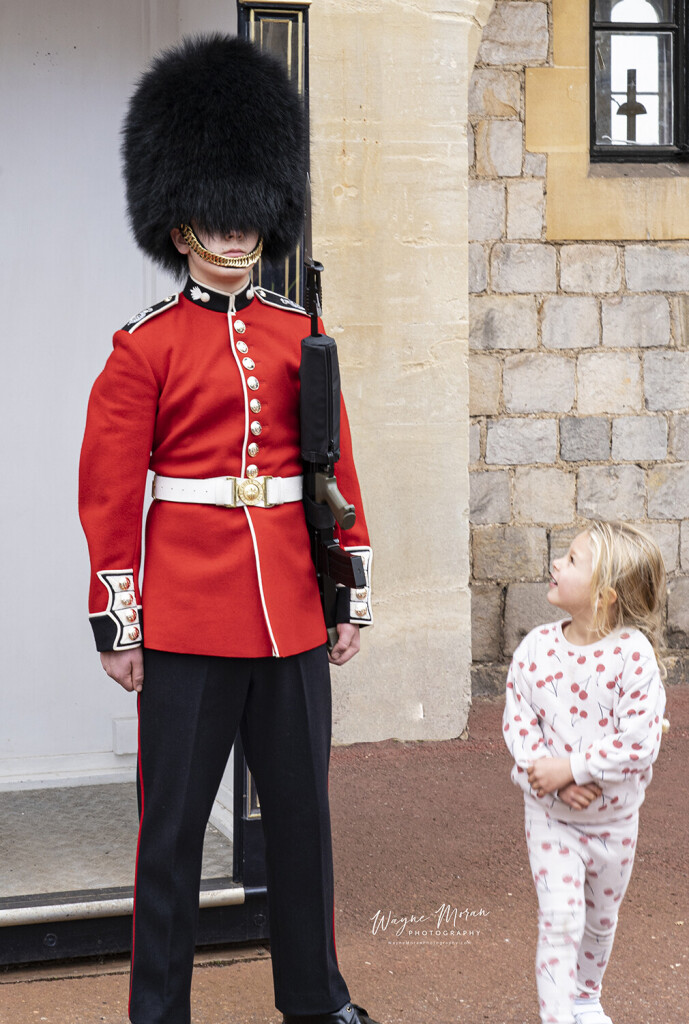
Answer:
[{"left": 128, "top": 691, "right": 145, "bottom": 1017}]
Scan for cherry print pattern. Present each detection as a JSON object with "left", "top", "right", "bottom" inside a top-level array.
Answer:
[
  {"left": 503, "top": 621, "right": 666, "bottom": 823},
  {"left": 507, "top": 622, "right": 663, "bottom": 1024},
  {"left": 526, "top": 804, "right": 638, "bottom": 1024}
]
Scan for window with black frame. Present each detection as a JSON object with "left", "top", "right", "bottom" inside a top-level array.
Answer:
[
  {"left": 591, "top": 0, "right": 687, "bottom": 161},
  {"left": 238, "top": 1, "right": 311, "bottom": 301}
]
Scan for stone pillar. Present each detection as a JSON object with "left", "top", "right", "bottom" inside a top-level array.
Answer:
[{"left": 310, "top": 0, "right": 492, "bottom": 740}]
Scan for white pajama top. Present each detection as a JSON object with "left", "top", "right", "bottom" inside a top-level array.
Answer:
[{"left": 503, "top": 620, "right": 666, "bottom": 824}]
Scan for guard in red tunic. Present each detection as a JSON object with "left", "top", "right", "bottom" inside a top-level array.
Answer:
[{"left": 79, "top": 34, "right": 374, "bottom": 1024}]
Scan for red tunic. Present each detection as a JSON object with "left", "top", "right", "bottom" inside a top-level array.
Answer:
[{"left": 79, "top": 277, "right": 372, "bottom": 658}]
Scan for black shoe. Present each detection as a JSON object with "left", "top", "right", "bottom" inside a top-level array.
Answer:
[{"left": 282, "top": 1002, "right": 380, "bottom": 1024}]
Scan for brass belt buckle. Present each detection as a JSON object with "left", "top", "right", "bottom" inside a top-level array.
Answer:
[{"left": 236, "top": 475, "right": 273, "bottom": 507}]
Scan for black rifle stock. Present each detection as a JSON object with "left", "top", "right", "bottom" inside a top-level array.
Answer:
[{"left": 300, "top": 258, "right": 366, "bottom": 649}]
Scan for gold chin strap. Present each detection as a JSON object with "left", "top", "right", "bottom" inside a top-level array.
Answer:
[{"left": 180, "top": 224, "right": 263, "bottom": 268}]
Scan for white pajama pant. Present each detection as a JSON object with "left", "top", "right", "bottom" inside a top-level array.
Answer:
[{"left": 524, "top": 801, "right": 638, "bottom": 1024}]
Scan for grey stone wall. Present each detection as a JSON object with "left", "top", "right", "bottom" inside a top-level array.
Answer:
[{"left": 469, "top": 0, "right": 689, "bottom": 694}]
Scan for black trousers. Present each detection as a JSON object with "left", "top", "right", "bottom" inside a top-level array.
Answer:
[{"left": 128, "top": 646, "right": 350, "bottom": 1024}]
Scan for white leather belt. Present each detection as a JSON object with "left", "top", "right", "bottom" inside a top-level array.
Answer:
[{"left": 152, "top": 473, "right": 303, "bottom": 509}]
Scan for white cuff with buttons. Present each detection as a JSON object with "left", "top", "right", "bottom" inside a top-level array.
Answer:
[
  {"left": 344, "top": 546, "right": 373, "bottom": 625},
  {"left": 95, "top": 569, "right": 142, "bottom": 649}
]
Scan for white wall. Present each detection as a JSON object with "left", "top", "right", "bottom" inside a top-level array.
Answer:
[{"left": 0, "top": 0, "right": 237, "bottom": 789}]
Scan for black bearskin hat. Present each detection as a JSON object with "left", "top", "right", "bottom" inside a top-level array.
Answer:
[{"left": 122, "top": 33, "right": 307, "bottom": 276}]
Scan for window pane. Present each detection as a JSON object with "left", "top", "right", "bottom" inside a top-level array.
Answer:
[
  {"left": 594, "top": 31, "right": 673, "bottom": 145},
  {"left": 594, "top": 0, "right": 673, "bottom": 20},
  {"left": 260, "top": 20, "right": 293, "bottom": 81}
]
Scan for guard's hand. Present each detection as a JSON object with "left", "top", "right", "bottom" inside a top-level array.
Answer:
[
  {"left": 328, "top": 623, "right": 361, "bottom": 666},
  {"left": 100, "top": 648, "right": 144, "bottom": 692},
  {"left": 527, "top": 756, "right": 574, "bottom": 796},
  {"left": 558, "top": 781, "right": 603, "bottom": 810}
]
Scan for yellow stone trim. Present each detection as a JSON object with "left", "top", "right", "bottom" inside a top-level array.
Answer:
[
  {"left": 526, "top": 68, "right": 588, "bottom": 154},
  {"left": 525, "top": 0, "right": 689, "bottom": 240},
  {"left": 552, "top": 0, "right": 587, "bottom": 68}
]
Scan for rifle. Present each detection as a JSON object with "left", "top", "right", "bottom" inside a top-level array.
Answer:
[{"left": 300, "top": 252, "right": 366, "bottom": 650}]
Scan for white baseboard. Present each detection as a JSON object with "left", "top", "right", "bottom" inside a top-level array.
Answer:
[{"left": 0, "top": 752, "right": 137, "bottom": 791}]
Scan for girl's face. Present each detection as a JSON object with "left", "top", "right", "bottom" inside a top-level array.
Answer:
[{"left": 548, "top": 531, "right": 596, "bottom": 622}]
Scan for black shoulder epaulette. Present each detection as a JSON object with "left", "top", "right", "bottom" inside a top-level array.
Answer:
[
  {"left": 254, "top": 287, "right": 309, "bottom": 316},
  {"left": 122, "top": 293, "right": 179, "bottom": 333}
]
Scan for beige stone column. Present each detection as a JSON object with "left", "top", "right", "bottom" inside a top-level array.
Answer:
[{"left": 310, "top": 0, "right": 493, "bottom": 741}]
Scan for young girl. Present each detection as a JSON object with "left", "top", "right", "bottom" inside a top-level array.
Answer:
[{"left": 503, "top": 521, "right": 667, "bottom": 1024}]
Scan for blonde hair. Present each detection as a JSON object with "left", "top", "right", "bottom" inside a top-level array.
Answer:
[{"left": 586, "top": 521, "right": 666, "bottom": 677}]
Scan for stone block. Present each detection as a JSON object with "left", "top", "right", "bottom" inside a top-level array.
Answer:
[
  {"left": 469, "top": 243, "right": 488, "bottom": 294},
  {"left": 577, "top": 351, "right": 642, "bottom": 415},
  {"left": 485, "top": 418, "right": 557, "bottom": 465},
  {"left": 470, "top": 295, "right": 538, "bottom": 350},
  {"left": 560, "top": 245, "right": 622, "bottom": 294},
  {"left": 469, "top": 354, "right": 501, "bottom": 416},
  {"left": 470, "top": 422, "right": 482, "bottom": 465},
  {"left": 491, "top": 243, "right": 557, "bottom": 294},
  {"left": 507, "top": 180, "right": 544, "bottom": 240},
  {"left": 670, "top": 296, "right": 689, "bottom": 349},
  {"left": 468, "top": 181, "right": 506, "bottom": 242},
  {"left": 640, "top": 521, "right": 679, "bottom": 574},
  {"left": 560, "top": 417, "right": 610, "bottom": 462},
  {"left": 503, "top": 353, "right": 575, "bottom": 413},
  {"left": 470, "top": 470, "right": 511, "bottom": 524},
  {"left": 644, "top": 352, "right": 689, "bottom": 412},
  {"left": 670, "top": 414, "right": 689, "bottom": 461},
  {"left": 541, "top": 296, "right": 599, "bottom": 350},
  {"left": 514, "top": 467, "right": 575, "bottom": 525},
  {"left": 626, "top": 245, "right": 689, "bottom": 292},
  {"left": 612, "top": 416, "right": 668, "bottom": 462},
  {"left": 667, "top": 577, "right": 689, "bottom": 649},
  {"left": 577, "top": 465, "right": 645, "bottom": 521},
  {"left": 471, "top": 663, "right": 509, "bottom": 697},
  {"left": 681, "top": 521, "right": 689, "bottom": 571},
  {"left": 647, "top": 464, "right": 689, "bottom": 520},
  {"left": 468, "top": 122, "right": 475, "bottom": 169},
  {"left": 524, "top": 151, "right": 547, "bottom": 177},
  {"left": 474, "top": 120, "right": 523, "bottom": 178},
  {"left": 602, "top": 296, "right": 670, "bottom": 349},
  {"left": 472, "top": 525, "right": 547, "bottom": 581},
  {"left": 468, "top": 69, "right": 521, "bottom": 119},
  {"left": 477, "top": 2, "right": 549, "bottom": 67},
  {"left": 504, "top": 582, "right": 565, "bottom": 654},
  {"left": 471, "top": 584, "right": 504, "bottom": 662}
]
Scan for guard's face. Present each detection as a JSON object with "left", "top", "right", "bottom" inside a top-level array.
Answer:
[
  {"left": 195, "top": 226, "right": 260, "bottom": 258},
  {"left": 170, "top": 225, "right": 260, "bottom": 291}
]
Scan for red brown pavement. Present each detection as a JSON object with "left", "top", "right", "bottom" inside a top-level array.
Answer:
[{"left": 2, "top": 689, "right": 687, "bottom": 1024}]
